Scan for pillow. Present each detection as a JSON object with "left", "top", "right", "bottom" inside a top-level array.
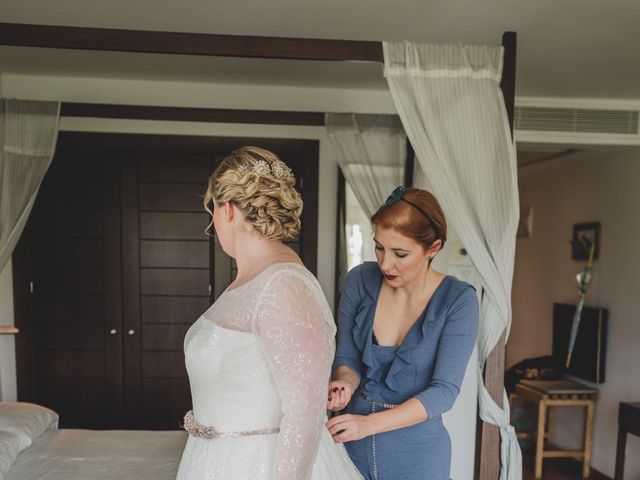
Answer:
[
  {"left": 0, "top": 431, "right": 22, "bottom": 480},
  {"left": 0, "top": 402, "right": 59, "bottom": 450}
]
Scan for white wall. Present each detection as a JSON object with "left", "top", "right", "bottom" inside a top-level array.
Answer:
[
  {"left": 0, "top": 73, "right": 479, "bottom": 479},
  {"left": 509, "top": 147, "right": 640, "bottom": 478},
  {"left": 436, "top": 229, "right": 481, "bottom": 480}
]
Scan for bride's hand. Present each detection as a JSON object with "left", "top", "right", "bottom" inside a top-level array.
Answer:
[
  {"left": 326, "top": 380, "right": 353, "bottom": 411},
  {"left": 326, "top": 414, "right": 371, "bottom": 443}
]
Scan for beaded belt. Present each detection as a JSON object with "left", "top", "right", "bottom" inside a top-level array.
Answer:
[
  {"left": 360, "top": 391, "right": 398, "bottom": 410},
  {"left": 182, "top": 410, "right": 280, "bottom": 440},
  {"left": 358, "top": 392, "right": 398, "bottom": 480}
]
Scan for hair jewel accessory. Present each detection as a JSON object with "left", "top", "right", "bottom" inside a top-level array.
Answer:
[
  {"left": 269, "top": 159, "right": 293, "bottom": 179},
  {"left": 384, "top": 185, "right": 406, "bottom": 207},
  {"left": 383, "top": 185, "right": 443, "bottom": 241},
  {"left": 238, "top": 159, "right": 293, "bottom": 180},
  {"left": 250, "top": 159, "right": 271, "bottom": 177}
]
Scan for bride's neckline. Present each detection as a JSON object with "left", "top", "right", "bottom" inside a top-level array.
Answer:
[{"left": 223, "top": 262, "right": 306, "bottom": 294}]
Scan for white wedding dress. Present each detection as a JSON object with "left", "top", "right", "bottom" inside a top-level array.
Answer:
[{"left": 176, "top": 263, "right": 363, "bottom": 480}]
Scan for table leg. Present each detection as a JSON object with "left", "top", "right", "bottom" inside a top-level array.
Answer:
[
  {"left": 583, "top": 401, "right": 595, "bottom": 478},
  {"left": 535, "top": 399, "right": 547, "bottom": 479},
  {"left": 614, "top": 427, "right": 627, "bottom": 480}
]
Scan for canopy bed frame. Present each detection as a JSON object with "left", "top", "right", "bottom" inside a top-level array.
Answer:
[{"left": 0, "top": 22, "right": 517, "bottom": 480}]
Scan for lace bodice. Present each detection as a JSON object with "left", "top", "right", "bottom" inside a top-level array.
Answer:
[{"left": 184, "top": 263, "right": 336, "bottom": 480}]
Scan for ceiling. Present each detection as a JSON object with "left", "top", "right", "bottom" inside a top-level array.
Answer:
[
  {"left": 0, "top": 46, "right": 387, "bottom": 90},
  {"left": 1, "top": 0, "right": 639, "bottom": 100}
]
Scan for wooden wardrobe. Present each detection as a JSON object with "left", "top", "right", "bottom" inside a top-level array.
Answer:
[{"left": 13, "top": 132, "right": 319, "bottom": 429}]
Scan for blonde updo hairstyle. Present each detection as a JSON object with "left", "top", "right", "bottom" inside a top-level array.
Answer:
[{"left": 204, "top": 146, "right": 303, "bottom": 240}]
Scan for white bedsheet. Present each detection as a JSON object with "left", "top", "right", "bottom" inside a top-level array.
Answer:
[{"left": 6, "top": 429, "right": 187, "bottom": 480}]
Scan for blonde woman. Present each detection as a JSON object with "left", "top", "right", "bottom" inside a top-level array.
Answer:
[{"left": 176, "top": 147, "right": 362, "bottom": 480}]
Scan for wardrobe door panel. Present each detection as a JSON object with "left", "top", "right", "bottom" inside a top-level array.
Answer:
[
  {"left": 29, "top": 151, "right": 123, "bottom": 428},
  {"left": 141, "top": 296, "right": 210, "bottom": 324},
  {"left": 123, "top": 153, "right": 209, "bottom": 429}
]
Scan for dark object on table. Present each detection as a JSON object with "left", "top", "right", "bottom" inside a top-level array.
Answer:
[
  {"left": 553, "top": 303, "right": 608, "bottom": 383},
  {"left": 506, "top": 356, "right": 563, "bottom": 453},
  {"left": 505, "top": 355, "right": 562, "bottom": 395},
  {"left": 615, "top": 402, "right": 640, "bottom": 480}
]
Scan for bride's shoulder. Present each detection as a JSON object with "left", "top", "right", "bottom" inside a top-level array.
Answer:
[
  {"left": 261, "top": 262, "right": 315, "bottom": 285},
  {"left": 253, "top": 263, "right": 330, "bottom": 321},
  {"left": 257, "top": 262, "right": 326, "bottom": 298}
]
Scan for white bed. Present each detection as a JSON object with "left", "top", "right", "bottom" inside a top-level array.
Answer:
[{"left": 0, "top": 402, "right": 187, "bottom": 480}]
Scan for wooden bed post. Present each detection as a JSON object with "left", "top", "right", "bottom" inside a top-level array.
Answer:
[
  {"left": 404, "top": 140, "right": 416, "bottom": 188},
  {"left": 477, "top": 31, "right": 517, "bottom": 480}
]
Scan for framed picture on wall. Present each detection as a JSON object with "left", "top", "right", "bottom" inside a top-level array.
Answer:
[{"left": 571, "top": 222, "right": 600, "bottom": 260}]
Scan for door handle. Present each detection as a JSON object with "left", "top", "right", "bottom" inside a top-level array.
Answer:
[
  {"left": 128, "top": 329, "right": 135, "bottom": 336},
  {"left": 109, "top": 329, "right": 117, "bottom": 335}
]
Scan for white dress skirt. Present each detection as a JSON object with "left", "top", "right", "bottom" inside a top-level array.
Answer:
[{"left": 175, "top": 263, "right": 363, "bottom": 480}]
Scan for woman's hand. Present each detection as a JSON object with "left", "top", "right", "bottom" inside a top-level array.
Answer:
[
  {"left": 326, "top": 414, "right": 372, "bottom": 443},
  {"left": 326, "top": 380, "right": 354, "bottom": 411}
]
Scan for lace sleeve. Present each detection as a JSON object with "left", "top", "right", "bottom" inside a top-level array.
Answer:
[{"left": 253, "top": 268, "right": 332, "bottom": 480}]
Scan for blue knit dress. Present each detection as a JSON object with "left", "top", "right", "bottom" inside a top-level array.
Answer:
[{"left": 333, "top": 262, "right": 479, "bottom": 480}]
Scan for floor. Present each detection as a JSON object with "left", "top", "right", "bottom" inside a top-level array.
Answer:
[{"left": 522, "top": 452, "right": 611, "bottom": 480}]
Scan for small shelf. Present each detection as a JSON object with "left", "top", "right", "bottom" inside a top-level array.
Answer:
[{"left": 0, "top": 326, "right": 19, "bottom": 335}]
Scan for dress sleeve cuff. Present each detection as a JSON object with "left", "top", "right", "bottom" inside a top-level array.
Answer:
[
  {"left": 332, "top": 357, "right": 363, "bottom": 378},
  {"left": 415, "top": 388, "right": 451, "bottom": 420}
]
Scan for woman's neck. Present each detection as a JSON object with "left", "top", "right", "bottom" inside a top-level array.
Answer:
[
  {"left": 231, "top": 232, "right": 300, "bottom": 282},
  {"left": 389, "top": 266, "right": 443, "bottom": 304}
]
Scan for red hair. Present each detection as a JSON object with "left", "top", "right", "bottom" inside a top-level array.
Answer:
[{"left": 371, "top": 187, "right": 447, "bottom": 249}]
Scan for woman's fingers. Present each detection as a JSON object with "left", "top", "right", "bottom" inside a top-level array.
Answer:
[
  {"left": 327, "top": 384, "right": 341, "bottom": 410},
  {"left": 326, "top": 413, "right": 370, "bottom": 443},
  {"left": 338, "top": 387, "right": 350, "bottom": 407},
  {"left": 331, "top": 429, "right": 351, "bottom": 443},
  {"left": 327, "top": 381, "right": 355, "bottom": 411},
  {"left": 327, "top": 382, "right": 350, "bottom": 410},
  {"left": 328, "top": 397, "right": 341, "bottom": 411},
  {"left": 326, "top": 415, "right": 355, "bottom": 443},
  {"left": 326, "top": 414, "right": 349, "bottom": 432}
]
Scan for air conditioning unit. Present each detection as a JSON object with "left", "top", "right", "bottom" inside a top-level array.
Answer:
[{"left": 514, "top": 105, "right": 640, "bottom": 146}]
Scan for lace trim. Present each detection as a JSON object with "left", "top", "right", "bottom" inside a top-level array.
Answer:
[{"left": 183, "top": 410, "right": 280, "bottom": 439}]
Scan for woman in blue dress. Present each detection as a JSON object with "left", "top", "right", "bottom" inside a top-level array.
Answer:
[{"left": 326, "top": 186, "right": 479, "bottom": 480}]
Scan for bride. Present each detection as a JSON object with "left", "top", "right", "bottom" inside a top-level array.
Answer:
[{"left": 176, "top": 147, "right": 362, "bottom": 480}]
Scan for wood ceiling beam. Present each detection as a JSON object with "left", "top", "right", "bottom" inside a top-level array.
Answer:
[
  {"left": 60, "top": 103, "right": 325, "bottom": 126},
  {"left": 0, "top": 22, "right": 383, "bottom": 62}
]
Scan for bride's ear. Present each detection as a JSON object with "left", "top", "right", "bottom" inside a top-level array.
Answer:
[{"left": 223, "top": 202, "right": 235, "bottom": 222}]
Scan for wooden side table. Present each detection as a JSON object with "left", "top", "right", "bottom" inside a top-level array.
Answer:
[
  {"left": 514, "top": 379, "right": 598, "bottom": 479},
  {"left": 615, "top": 402, "right": 640, "bottom": 480}
]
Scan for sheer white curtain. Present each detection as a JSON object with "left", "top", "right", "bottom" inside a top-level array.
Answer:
[
  {"left": 384, "top": 42, "right": 521, "bottom": 480},
  {"left": 0, "top": 99, "right": 61, "bottom": 272},
  {"left": 326, "top": 113, "right": 406, "bottom": 218}
]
